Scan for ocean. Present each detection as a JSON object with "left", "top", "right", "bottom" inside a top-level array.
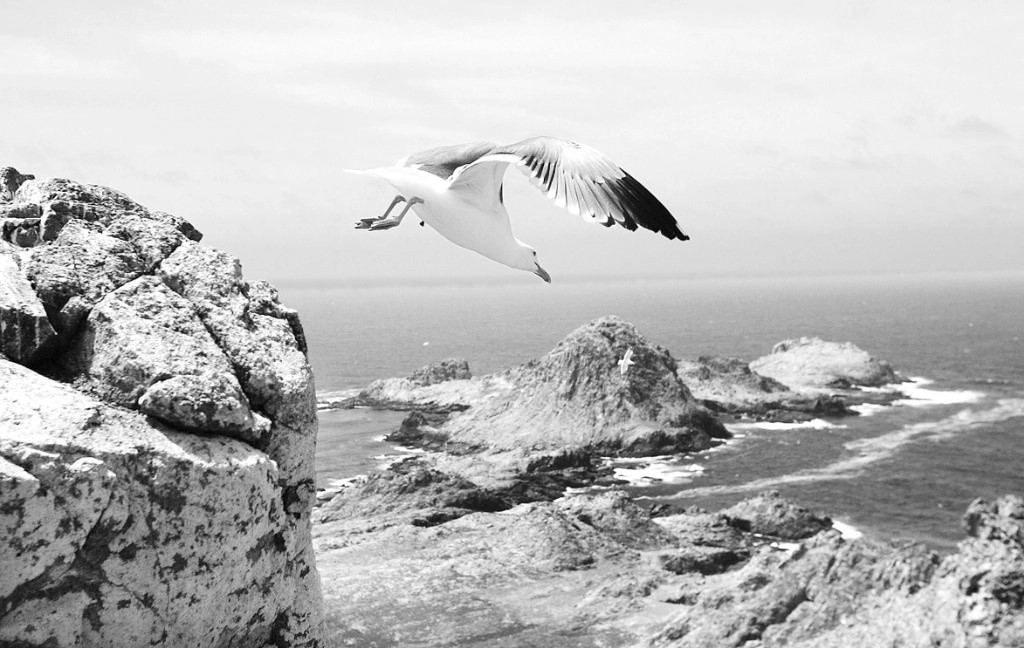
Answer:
[{"left": 282, "top": 271, "right": 1024, "bottom": 553}]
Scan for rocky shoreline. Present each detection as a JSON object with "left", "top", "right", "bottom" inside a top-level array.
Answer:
[
  {"left": 313, "top": 318, "right": 1024, "bottom": 646},
  {"left": 4, "top": 168, "right": 1020, "bottom": 646},
  {"left": 315, "top": 320, "right": 905, "bottom": 503}
]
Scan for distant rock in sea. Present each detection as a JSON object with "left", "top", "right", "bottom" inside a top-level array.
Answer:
[
  {"left": 0, "top": 171, "right": 323, "bottom": 646},
  {"left": 342, "top": 317, "right": 728, "bottom": 488},
  {"left": 750, "top": 336, "right": 899, "bottom": 389},
  {"left": 442, "top": 317, "right": 728, "bottom": 458},
  {"left": 676, "top": 349, "right": 896, "bottom": 421}
]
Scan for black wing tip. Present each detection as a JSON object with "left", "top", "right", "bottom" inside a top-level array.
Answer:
[{"left": 664, "top": 225, "right": 690, "bottom": 242}]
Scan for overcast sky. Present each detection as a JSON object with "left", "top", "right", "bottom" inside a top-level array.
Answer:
[{"left": 3, "top": 1, "right": 1023, "bottom": 285}]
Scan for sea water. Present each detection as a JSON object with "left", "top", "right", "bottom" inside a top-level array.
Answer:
[{"left": 283, "top": 271, "right": 1024, "bottom": 552}]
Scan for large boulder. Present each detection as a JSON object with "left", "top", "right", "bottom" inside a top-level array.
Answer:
[
  {"left": 749, "top": 336, "right": 899, "bottom": 389},
  {"left": 0, "top": 172, "right": 323, "bottom": 646}
]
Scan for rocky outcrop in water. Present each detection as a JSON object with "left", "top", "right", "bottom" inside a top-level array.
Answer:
[
  {"left": 749, "top": 336, "right": 899, "bottom": 389},
  {"left": 338, "top": 318, "right": 727, "bottom": 488},
  {"left": 0, "top": 172, "right": 323, "bottom": 646},
  {"left": 443, "top": 317, "right": 727, "bottom": 458},
  {"left": 678, "top": 347, "right": 901, "bottom": 421}
]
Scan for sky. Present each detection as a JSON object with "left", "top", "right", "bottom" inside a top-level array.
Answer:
[{"left": 2, "top": 1, "right": 1023, "bottom": 285}]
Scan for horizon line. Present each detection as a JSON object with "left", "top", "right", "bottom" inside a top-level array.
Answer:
[{"left": 271, "top": 268, "right": 1024, "bottom": 291}]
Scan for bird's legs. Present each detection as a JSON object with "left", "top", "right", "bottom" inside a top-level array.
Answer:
[
  {"left": 368, "top": 197, "right": 423, "bottom": 231},
  {"left": 355, "top": 195, "right": 405, "bottom": 229}
]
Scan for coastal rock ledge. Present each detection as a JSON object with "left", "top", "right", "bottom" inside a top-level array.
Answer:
[{"left": 0, "top": 170, "right": 324, "bottom": 646}]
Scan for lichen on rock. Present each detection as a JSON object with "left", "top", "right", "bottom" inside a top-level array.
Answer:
[{"left": 0, "top": 169, "right": 323, "bottom": 646}]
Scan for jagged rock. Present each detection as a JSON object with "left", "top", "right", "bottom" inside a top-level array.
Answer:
[
  {"left": 0, "top": 359, "right": 322, "bottom": 647},
  {"left": 158, "top": 241, "right": 317, "bottom": 485},
  {"left": 0, "top": 167, "right": 33, "bottom": 201},
  {"left": 557, "top": 490, "right": 678, "bottom": 550},
  {"left": 409, "top": 358, "right": 472, "bottom": 385},
  {"left": 657, "top": 546, "right": 747, "bottom": 575},
  {"left": 0, "top": 173, "right": 323, "bottom": 646},
  {"left": 643, "top": 496, "right": 1024, "bottom": 647},
  {"left": 750, "top": 336, "right": 898, "bottom": 389},
  {"left": 319, "top": 460, "right": 509, "bottom": 529},
  {"left": 0, "top": 246, "right": 56, "bottom": 364},
  {"left": 60, "top": 275, "right": 264, "bottom": 441},
  {"left": 655, "top": 509, "right": 747, "bottom": 549},
  {"left": 723, "top": 491, "right": 833, "bottom": 540},
  {"left": 354, "top": 358, "right": 486, "bottom": 412},
  {"left": 138, "top": 374, "right": 270, "bottom": 443},
  {"left": 677, "top": 355, "right": 793, "bottom": 410},
  {"left": 24, "top": 220, "right": 151, "bottom": 338},
  {"left": 441, "top": 317, "right": 727, "bottom": 458}
]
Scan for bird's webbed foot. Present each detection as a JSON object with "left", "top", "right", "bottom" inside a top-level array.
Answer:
[
  {"left": 355, "top": 195, "right": 406, "bottom": 229},
  {"left": 367, "top": 197, "right": 424, "bottom": 231}
]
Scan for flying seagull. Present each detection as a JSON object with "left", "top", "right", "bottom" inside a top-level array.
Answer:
[{"left": 349, "top": 136, "right": 688, "bottom": 282}]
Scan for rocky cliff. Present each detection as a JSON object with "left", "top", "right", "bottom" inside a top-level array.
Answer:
[{"left": 0, "top": 169, "right": 324, "bottom": 646}]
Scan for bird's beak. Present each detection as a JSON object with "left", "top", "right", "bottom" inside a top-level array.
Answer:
[{"left": 533, "top": 262, "right": 551, "bottom": 283}]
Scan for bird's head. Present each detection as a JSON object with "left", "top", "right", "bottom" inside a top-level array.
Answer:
[{"left": 512, "top": 243, "right": 551, "bottom": 283}]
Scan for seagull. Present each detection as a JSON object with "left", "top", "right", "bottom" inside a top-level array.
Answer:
[
  {"left": 349, "top": 136, "right": 688, "bottom": 282},
  {"left": 618, "top": 347, "right": 636, "bottom": 375}
]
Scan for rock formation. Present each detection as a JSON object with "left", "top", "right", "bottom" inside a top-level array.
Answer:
[
  {"left": 314, "top": 318, "right": 1022, "bottom": 646},
  {"left": 645, "top": 495, "right": 1024, "bottom": 647},
  {"left": 442, "top": 317, "right": 727, "bottom": 457},
  {"left": 749, "top": 336, "right": 899, "bottom": 389},
  {"left": 317, "top": 478, "right": 1024, "bottom": 647},
  {"left": 0, "top": 171, "right": 323, "bottom": 646},
  {"left": 343, "top": 318, "right": 728, "bottom": 488}
]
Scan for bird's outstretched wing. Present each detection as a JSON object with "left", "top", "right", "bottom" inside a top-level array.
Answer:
[
  {"left": 457, "top": 136, "right": 688, "bottom": 241},
  {"left": 396, "top": 141, "right": 500, "bottom": 180}
]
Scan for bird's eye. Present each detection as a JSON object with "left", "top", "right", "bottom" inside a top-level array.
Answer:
[{"left": 533, "top": 251, "right": 537, "bottom": 257}]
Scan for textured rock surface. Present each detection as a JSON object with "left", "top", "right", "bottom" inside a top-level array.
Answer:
[
  {"left": 351, "top": 358, "right": 490, "bottom": 412},
  {"left": 677, "top": 355, "right": 792, "bottom": 409},
  {"left": 442, "top": 317, "right": 727, "bottom": 456},
  {"left": 750, "top": 336, "right": 899, "bottom": 389},
  {"left": 0, "top": 246, "right": 56, "bottom": 363},
  {"left": 337, "top": 319, "right": 727, "bottom": 492},
  {"left": 0, "top": 167, "right": 33, "bottom": 201},
  {"left": 317, "top": 476, "right": 1024, "bottom": 647},
  {"left": 722, "top": 490, "right": 833, "bottom": 540},
  {"left": 0, "top": 174, "right": 323, "bottom": 646},
  {"left": 645, "top": 497, "right": 1024, "bottom": 647}
]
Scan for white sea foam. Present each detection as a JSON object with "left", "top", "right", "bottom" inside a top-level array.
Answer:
[
  {"left": 849, "top": 402, "right": 889, "bottom": 417},
  {"left": 325, "top": 475, "right": 367, "bottom": 490},
  {"left": 831, "top": 520, "right": 863, "bottom": 540},
  {"left": 613, "top": 461, "right": 705, "bottom": 486},
  {"left": 664, "top": 398, "right": 1024, "bottom": 500},
  {"left": 371, "top": 450, "right": 423, "bottom": 471},
  {"left": 893, "top": 377, "right": 984, "bottom": 408},
  {"left": 727, "top": 418, "right": 844, "bottom": 433}
]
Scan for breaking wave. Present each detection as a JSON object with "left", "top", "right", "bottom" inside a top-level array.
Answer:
[
  {"left": 663, "top": 398, "right": 1024, "bottom": 499},
  {"left": 893, "top": 377, "right": 984, "bottom": 408}
]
